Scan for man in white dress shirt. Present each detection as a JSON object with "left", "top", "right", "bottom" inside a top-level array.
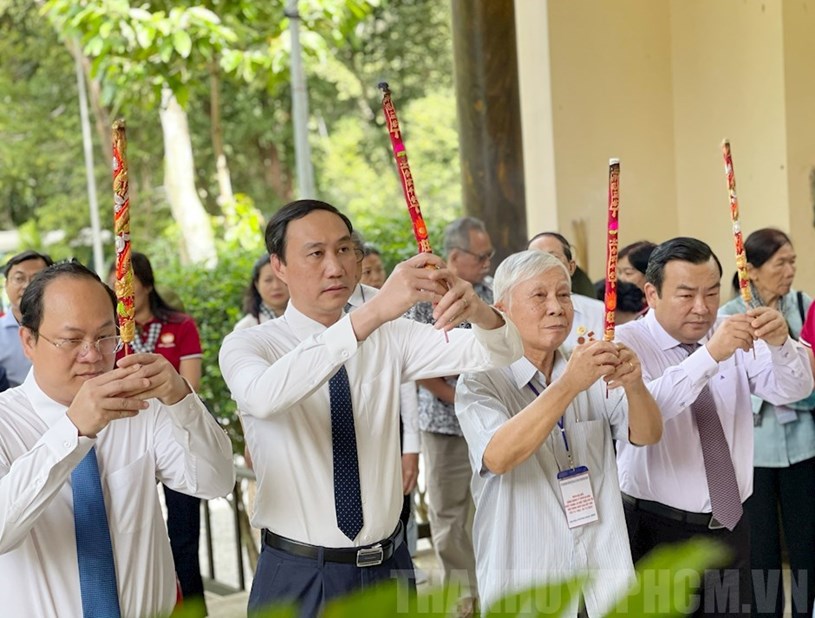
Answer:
[
  {"left": 528, "top": 232, "right": 605, "bottom": 351},
  {"left": 0, "top": 261, "right": 235, "bottom": 618},
  {"left": 219, "top": 199, "right": 523, "bottom": 617},
  {"left": 456, "top": 250, "right": 662, "bottom": 616},
  {"left": 615, "top": 237, "right": 813, "bottom": 617}
]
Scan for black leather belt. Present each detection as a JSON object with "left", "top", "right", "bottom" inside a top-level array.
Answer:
[
  {"left": 262, "top": 521, "right": 404, "bottom": 567},
  {"left": 621, "top": 493, "right": 726, "bottom": 530}
]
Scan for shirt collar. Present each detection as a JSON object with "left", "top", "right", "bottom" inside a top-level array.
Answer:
[
  {"left": 509, "top": 349, "right": 568, "bottom": 390},
  {"left": 346, "top": 284, "right": 379, "bottom": 309},
  {"left": 21, "top": 370, "right": 69, "bottom": 427},
  {"left": 1, "top": 310, "right": 20, "bottom": 329},
  {"left": 283, "top": 301, "right": 337, "bottom": 340},
  {"left": 643, "top": 307, "right": 713, "bottom": 351}
]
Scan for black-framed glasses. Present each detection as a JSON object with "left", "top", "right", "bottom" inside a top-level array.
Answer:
[
  {"left": 455, "top": 248, "right": 496, "bottom": 263},
  {"left": 36, "top": 333, "right": 123, "bottom": 357}
]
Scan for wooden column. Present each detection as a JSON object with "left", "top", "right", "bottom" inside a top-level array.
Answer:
[{"left": 451, "top": 0, "right": 527, "bottom": 261}]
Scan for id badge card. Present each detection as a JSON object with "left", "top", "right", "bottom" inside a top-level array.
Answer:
[{"left": 557, "top": 466, "right": 599, "bottom": 529}]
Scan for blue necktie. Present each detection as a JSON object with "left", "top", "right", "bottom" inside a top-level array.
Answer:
[
  {"left": 72, "top": 447, "right": 121, "bottom": 617},
  {"left": 329, "top": 366, "right": 364, "bottom": 540}
]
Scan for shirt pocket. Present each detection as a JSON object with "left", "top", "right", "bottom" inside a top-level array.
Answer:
[
  {"left": 105, "top": 453, "right": 155, "bottom": 534},
  {"left": 567, "top": 418, "right": 609, "bottom": 473}
]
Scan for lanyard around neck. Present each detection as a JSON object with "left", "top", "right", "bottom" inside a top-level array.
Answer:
[{"left": 526, "top": 381, "right": 572, "bottom": 460}]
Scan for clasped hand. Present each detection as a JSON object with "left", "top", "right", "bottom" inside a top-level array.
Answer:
[
  {"left": 706, "top": 307, "right": 788, "bottom": 362},
  {"left": 373, "top": 253, "right": 501, "bottom": 330},
  {"left": 560, "top": 340, "right": 643, "bottom": 394},
  {"left": 67, "top": 353, "right": 191, "bottom": 437}
]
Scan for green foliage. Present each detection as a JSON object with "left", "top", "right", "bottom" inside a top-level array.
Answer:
[
  {"left": 158, "top": 246, "right": 259, "bottom": 452},
  {"left": 607, "top": 537, "right": 728, "bottom": 617},
  {"left": 483, "top": 578, "right": 583, "bottom": 617},
  {"left": 317, "top": 89, "right": 461, "bottom": 271},
  {"left": 0, "top": 3, "right": 95, "bottom": 231},
  {"left": 210, "top": 538, "right": 726, "bottom": 618}
]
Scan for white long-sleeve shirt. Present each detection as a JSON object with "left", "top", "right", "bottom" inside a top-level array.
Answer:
[
  {"left": 615, "top": 310, "right": 813, "bottom": 513},
  {"left": 0, "top": 372, "right": 235, "bottom": 618},
  {"left": 347, "top": 283, "right": 420, "bottom": 453},
  {"left": 219, "top": 302, "right": 523, "bottom": 548}
]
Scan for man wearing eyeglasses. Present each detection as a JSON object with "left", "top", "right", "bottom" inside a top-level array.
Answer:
[
  {"left": 0, "top": 261, "right": 235, "bottom": 618},
  {"left": 219, "top": 201, "right": 521, "bottom": 617},
  {"left": 403, "top": 216, "right": 495, "bottom": 614},
  {"left": 1, "top": 250, "right": 54, "bottom": 387}
]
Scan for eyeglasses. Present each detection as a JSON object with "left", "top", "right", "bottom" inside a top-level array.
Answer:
[
  {"left": 455, "top": 248, "right": 496, "bottom": 263},
  {"left": 7, "top": 272, "right": 36, "bottom": 286},
  {"left": 36, "top": 332, "right": 123, "bottom": 357}
]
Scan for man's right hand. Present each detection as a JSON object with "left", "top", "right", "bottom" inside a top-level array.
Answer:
[
  {"left": 66, "top": 365, "right": 150, "bottom": 438},
  {"left": 705, "top": 314, "right": 755, "bottom": 362},
  {"left": 350, "top": 253, "right": 451, "bottom": 340}
]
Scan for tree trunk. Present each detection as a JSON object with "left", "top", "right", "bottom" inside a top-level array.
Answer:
[
  {"left": 450, "top": 0, "right": 526, "bottom": 263},
  {"left": 257, "top": 138, "right": 294, "bottom": 204},
  {"left": 66, "top": 40, "right": 112, "bottom": 164},
  {"left": 159, "top": 88, "right": 217, "bottom": 266},
  {"left": 209, "top": 60, "right": 234, "bottom": 211}
]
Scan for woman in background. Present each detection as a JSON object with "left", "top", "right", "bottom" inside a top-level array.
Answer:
[
  {"left": 125, "top": 252, "right": 207, "bottom": 614},
  {"left": 234, "top": 253, "right": 289, "bottom": 330},
  {"left": 719, "top": 228, "right": 815, "bottom": 618},
  {"left": 617, "top": 240, "right": 656, "bottom": 293}
]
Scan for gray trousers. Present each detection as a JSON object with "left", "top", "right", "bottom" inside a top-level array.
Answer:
[{"left": 422, "top": 431, "right": 478, "bottom": 598}]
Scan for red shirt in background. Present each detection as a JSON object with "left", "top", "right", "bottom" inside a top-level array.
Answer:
[{"left": 117, "top": 315, "right": 202, "bottom": 372}]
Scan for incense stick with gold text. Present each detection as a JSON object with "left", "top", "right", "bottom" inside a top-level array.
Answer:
[{"left": 113, "top": 120, "right": 135, "bottom": 354}]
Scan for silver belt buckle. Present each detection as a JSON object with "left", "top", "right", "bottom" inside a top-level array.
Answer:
[
  {"left": 708, "top": 516, "right": 725, "bottom": 530},
  {"left": 356, "top": 544, "right": 384, "bottom": 567}
]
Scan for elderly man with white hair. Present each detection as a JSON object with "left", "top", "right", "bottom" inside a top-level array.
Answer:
[{"left": 455, "top": 250, "right": 663, "bottom": 617}]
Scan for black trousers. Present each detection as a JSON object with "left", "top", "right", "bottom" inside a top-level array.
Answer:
[
  {"left": 398, "top": 416, "right": 412, "bottom": 531},
  {"left": 747, "top": 457, "right": 815, "bottom": 618},
  {"left": 164, "top": 485, "right": 205, "bottom": 609},
  {"left": 248, "top": 539, "right": 415, "bottom": 617},
  {"left": 624, "top": 500, "right": 751, "bottom": 617}
]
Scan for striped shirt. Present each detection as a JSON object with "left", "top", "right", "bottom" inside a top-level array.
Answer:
[{"left": 456, "top": 354, "right": 634, "bottom": 616}]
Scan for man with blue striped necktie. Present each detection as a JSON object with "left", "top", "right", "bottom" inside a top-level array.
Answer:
[{"left": 0, "top": 261, "right": 235, "bottom": 617}]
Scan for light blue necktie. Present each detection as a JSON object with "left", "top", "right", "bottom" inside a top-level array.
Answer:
[
  {"left": 72, "top": 447, "right": 122, "bottom": 617},
  {"left": 329, "top": 366, "right": 364, "bottom": 540}
]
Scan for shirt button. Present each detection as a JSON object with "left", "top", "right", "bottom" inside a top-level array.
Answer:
[
  {"left": 63, "top": 441, "right": 72, "bottom": 448},
  {"left": 341, "top": 351, "right": 349, "bottom": 359}
]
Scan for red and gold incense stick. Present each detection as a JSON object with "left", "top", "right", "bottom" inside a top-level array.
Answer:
[
  {"left": 604, "top": 159, "right": 621, "bottom": 343},
  {"left": 379, "top": 82, "right": 450, "bottom": 339},
  {"left": 112, "top": 120, "right": 135, "bottom": 353},
  {"left": 378, "top": 82, "right": 434, "bottom": 256},
  {"left": 722, "top": 140, "right": 753, "bottom": 307}
]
